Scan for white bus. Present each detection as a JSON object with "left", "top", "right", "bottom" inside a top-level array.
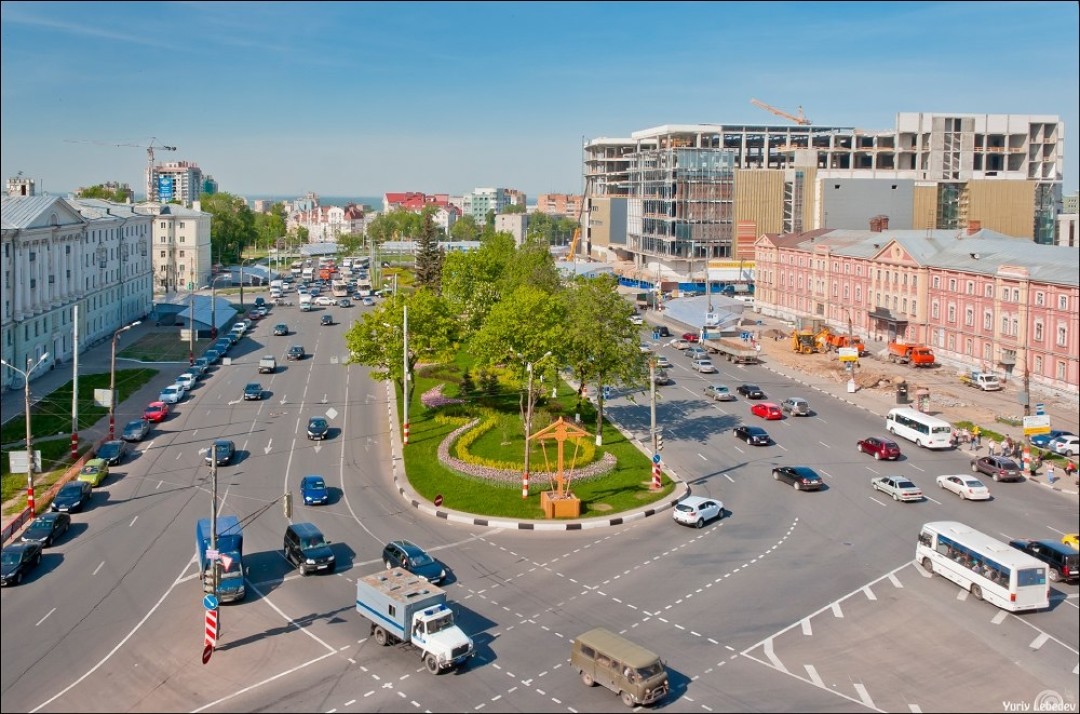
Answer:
[
  {"left": 916, "top": 521, "right": 1049, "bottom": 612},
  {"left": 885, "top": 407, "right": 953, "bottom": 449}
]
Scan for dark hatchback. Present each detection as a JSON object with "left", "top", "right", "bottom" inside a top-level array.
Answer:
[
  {"left": 243, "top": 383, "right": 264, "bottom": 401},
  {"left": 307, "top": 417, "right": 329, "bottom": 440},
  {"left": 122, "top": 418, "right": 151, "bottom": 442},
  {"left": 51, "top": 481, "right": 93, "bottom": 513},
  {"left": 205, "top": 439, "right": 236, "bottom": 466},
  {"left": 1009, "top": 539, "right": 1079, "bottom": 583},
  {"left": 971, "top": 455, "right": 1024, "bottom": 482},
  {"left": 96, "top": 439, "right": 128, "bottom": 465},
  {"left": 1, "top": 542, "right": 43, "bottom": 587},
  {"left": 381, "top": 539, "right": 447, "bottom": 584},
  {"left": 773, "top": 465, "right": 824, "bottom": 491},
  {"left": 20, "top": 512, "right": 71, "bottom": 547},
  {"left": 857, "top": 436, "right": 902, "bottom": 461},
  {"left": 734, "top": 425, "right": 771, "bottom": 446},
  {"left": 737, "top": 384, "right": 765, "bottom": 399},
  {"left": 287, "top": 345, "right": 305, "bottom": 361}
]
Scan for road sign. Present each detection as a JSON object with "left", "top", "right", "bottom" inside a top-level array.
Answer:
[
  {"left": 203, "top": 593, "right": 219, "bottom": 611},
  {"left": 652, "top": 453, "right": 661, "bottom": 464},
  {"left": 837, "top": 347, "right": 859, "bottom": 362},
  {"left": 1035, "top": 403, "right": 1045, "bottom": 416},
  {"left": 202, "top": 644, "right": 213, "bottom": 665},
  {"left": 1022, "top": 414, "right": 1051, "bottom": 436},
  {"left": 434, "top": 494, "right": 444, "bottom": 507}
]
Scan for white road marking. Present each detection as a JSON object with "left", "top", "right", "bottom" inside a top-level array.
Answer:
[
  {"left": 909, "top": 464, "right": 925, "bottom": 472},
  {"left": 862, "top": 585, "right": 877, "bottom": 601},
  {"left": 991, "top": 610, "right": 1008, "bottom": 625},
  {"left": 888, "top": 572, "right": 903, "bottom": 588},
  {"left": 35, "top": 608, "right": 56, "bottom": 627},
  {"left": 698, "top": 453, "right": 708, "bottom": 461},
  {"left": 818, "top": 441, "right": 830, "bottom": 448},
  {"left": 853, "top": 683, "right": 876, "bottom": 709},
  {"left": 724, "top": 473, "right": 735, "bottom": 483},
  {"left": 763, "top": 638, "right": 787, "bottom": 673},
  {"left": 800, "top": 618, "right": 812, "bottom": 636},
  {"left": 868, "top": 496, "right": 888, "bottom": 507},
  {"left": 831, "top": 602, "right": 843, "bottom": 618},
  {"left": 1029, "top": 633, "right": 1050, "bottom": 650},
  {"left": 804, "top": 664, "right": 824, "bottom": 688}
]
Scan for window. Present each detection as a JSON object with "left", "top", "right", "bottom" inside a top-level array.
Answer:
[
  {"left": 855, "top": 287, "right": 861, "bottom": 302},
  {"left": 1058, "top": 325, "right": 1068, "bottom": 347},
  {"left": 983, "top": 344, "right": 992, "bottom": 361},
  {"left": 160, "top": 251, "right": 166, "bottom": 258},
  {"left": 911, "top": 275, "right": 917, "bottom": 288},
  {"left": 844, "top": 285, "right": 849, "bottom": 299},
  {"left": 1058, "top": 361, "right": 1067, "bottom": 381},
  {"left": 179, "top": 250, "right": 185, "bottom": 258},
  {"left": 1035, "top": 292, "right": 1045, "bottom": 306},
  {"left": 1034, "top": 356, "right": 1043, "bottom": 374},
  {"left": 1001, "top": 316, "right": 1010, "bottom": 333},
  {"left": 911, "top": 300, "right": 916, "bottom": 315},
  {"left": 933, "top": 276, "right": 941, "bottom": 289},
  {"left": 965, "top": 338, "right": 973, "bottom": 356},
  {"left": 966, "top": 281, "right": 974, "bottom": 295},
  {"left": 1034, "top": 322, "right": 1043, "bottom": 341},
  {"left": 965, "top": 307, "right": 974, "bottom": 326},
  {"left": 1012, "top": 288, "right": 1019, "bottom": 301},
  {"left": 985, "top": 284, "right": 993, "bottom": 298},
  {"left": 949, "top": 279, "right": 957, "bottom": 292},
  {"left": 932, "top": 301, "right": 940, "bottom": 319},
  {"left": 1059, "top": 295, "right": 1068, "bottom": 311},
  {"left": 947, "top": 304, "right": 956, "bottom": 323},
  {"left": 161, "top": 236, "right": 167, "bottom": 243}
]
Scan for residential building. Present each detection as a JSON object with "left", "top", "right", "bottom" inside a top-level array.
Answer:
[
  {"left": 289, "top": 203, "right": 366, "bottom": 243},
  {"left": 1, "top": 193, "right": 154, "bottom": 392},
  {"left": 495, "top": 213, "right": 528, "bottom": 246},
  {"left": 753, "top": 222, "right": 1079, "bottom": 398},
  {"left": 1058, "top": 212, "right": 1078, "bottom": 248},
  {"left": 585, "top": 113, "right": 1065, "bottom": 277},
  {"left": 382, "top": 192, "right": 459, "bottom": 235},
  {"left": 6, "top": 175, "right": 37, "bottom": 198},
  {"left": 535, "top": 193, "right": 584, "bottom": 218},
  {"left": 462, "top": 187, "right": 514, "bottom": 225},
  {"left": 149, "top": 161, "right": 205, "bottom": 206},
  {"left": 136, "top": 203, "right": 213, "bottom": 294}
]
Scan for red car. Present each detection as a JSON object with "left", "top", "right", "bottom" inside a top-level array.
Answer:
[
  {"left": 857, "top": 436, "right": 901, "bottom": 460},
  {"left": 681, "top": 332, "right": 700, "bottom": 343},
  {"left": 144, "top": 401, "right": 170, "bottom": 423},
  {"left": 750, "top": 402, "right": 783, "bottom": 420}
]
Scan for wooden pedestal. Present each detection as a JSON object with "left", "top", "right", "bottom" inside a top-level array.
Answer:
[{"left": 541, "top": 491, "right": 581, "bottom": 519}]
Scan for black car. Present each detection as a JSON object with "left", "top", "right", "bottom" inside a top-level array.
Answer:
[
  {"left": 382, "top": 539, "right": 446, "bottom": 584},
  {"left": 773, "top": 465, "right": 824, "bottom": 491},
  {"left": 205, "top": 439, "right": 236, "bottom": 466},
  {"left": 273, "top": 323, "right": 289, "bottom": 336},
  {"left": 734, "top": 425, "right": 771, "bottom": 445},
  {"left": 307, "top": 416, "right": 329, "bottom": 440},
  {"left": 287, "top": 345, "right": 305, "bottom": 361},
  {"left": 655, "top": 325, "right": 671, "bottom": 337},
  {"left": 737, "top": 384, "right": 765, "bottom": 399},
  {"left": 243, "top": 383, "right": 264, "bottom": 401},
  {"left": 51, "top": 480, "right": 93, "bottom": 513},
  {"left": 320, "top": 314, "right": 333, "bottom": 326},
  {"left": 20, "top": 512, "right": 71, "bottom": 547},
  {"left": 1009, "top": 539, "right": 1079, "bottom": 583},
  {"left": 1, "top": 542, "right": 43, "bottom": 586},
  {"left": 122, "top": 418, "right": 151, "bottom": 442},
  {"left": 96, "top": 439, "right": 128, "bottom": 465}
]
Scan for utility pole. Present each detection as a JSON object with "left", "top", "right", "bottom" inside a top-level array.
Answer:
[
  {"left": 402, "top": 305, "right": 409, "bottom": 446},
  {"left": 71, "top": 304, "right": 80, "bottom": 460},
  {"left": 210, "top": 447, "right": 219, "bottom": 596},
  {"left": 649, "top": 357, "right": 662, "bottom": 491}
]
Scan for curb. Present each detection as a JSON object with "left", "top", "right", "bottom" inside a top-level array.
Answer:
[{"left": 383, "top": 382, "right": 689, "bottom": 530}]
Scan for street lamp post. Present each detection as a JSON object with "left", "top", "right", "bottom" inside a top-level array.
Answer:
[
  {"left": 239, "top": 258, "right": 254, "bottom": 310},
  {"left": 0, "top": 353, "right": 51, "bottom": 514},
  {"left": 402, "top": 305, "right": 409, "bottom": 446},
  {"left": 521, "top": 350, "right": 552, "bottom": 499},
  {"left": 109, "top": 321, "right": 141, "bottom": 440},
  {"left": 208, "top": 275, "right": 230, "bottom": 339}
]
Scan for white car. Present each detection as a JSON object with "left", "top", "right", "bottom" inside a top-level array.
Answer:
[
  {"left": 175, "top": 373, "right": 196, "bottom": 391},
  {"left": 314, "top": 295, "right": 336, "bottom": 306},
  {"left": 871, "top": 475, "right": 923, "bottom": 502},
  {"left": 670, "top": 338, "right": 691, "bottom": 350},
  {"left": 691, "top": 358, "right": 717, "bottom": 374},
  {"left": 936, "top": 474, "right": 991, "bottom": 501},
  {"left": 672, "top": 495, "right": 724, "bottom": 528},
  {"left": 655, "top": 355, "right": 671, "bottom": 368},
  {"left": 630, "top": 315, "right": 644, "bottom": 325},
  {"left": 1050, "top": 434, "right": 1078, "bottom": 457},
  {"left": 159, "top": 385, "right": 184, "bottom": 404}
]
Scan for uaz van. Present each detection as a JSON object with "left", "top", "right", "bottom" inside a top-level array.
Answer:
[{"left": 571, "top": 628, "right": 668, "bottom": 707}]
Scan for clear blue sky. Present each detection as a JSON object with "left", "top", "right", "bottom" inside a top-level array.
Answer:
[{"left": 2, "top": 1, "right": 1077, "bottom": 200}]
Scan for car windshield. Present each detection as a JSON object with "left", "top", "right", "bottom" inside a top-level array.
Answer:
[
  {"left": 310, "top": 419, "right": 326, "bottom": 429},
  {"left": 965, "top": 479, "right": 984, "bottom": 488},
  {"left": 59, "top": 484, "right": 82, "bottom": 496},
  {"left": 307, "top": 479, "right": 325, "bottom": 490},
  {"left": 82, "top": 465, "right": 100, "bottom": 474},
  {"left": 410, "top": 553, "right": 434, "bottom": 567},
  {"left": 301, "top": 538, "right": 325, "bottom": 550},
  {"left": 1, "top": 551, "right": 23, "bottom": 566}
]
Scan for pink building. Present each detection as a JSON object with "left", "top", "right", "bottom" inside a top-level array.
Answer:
[{"left": 754, "top": 224, "right": 1079, "bottom": 398}]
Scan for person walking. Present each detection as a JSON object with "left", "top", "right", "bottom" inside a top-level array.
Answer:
[
  {"left": 1046, "top": 462, "right": 1056, "bottom": 485},
  {"left": 971, "top": 425, "right": 982, "bottom": 449}
]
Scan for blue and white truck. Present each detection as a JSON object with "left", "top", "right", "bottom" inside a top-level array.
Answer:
[
  {"left": 356, "top": 567, "right": 474, "bottom": 674},
  {"left": 196, "top": 515, "right": 245, "bottom": 603}
]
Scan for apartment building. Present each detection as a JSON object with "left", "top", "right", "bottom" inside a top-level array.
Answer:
[
  {"left": 1, "top": 193, "right": 154, "bottom": 391},
  {"left": 584, "top": 113, "right": 1065, "bottom": 276},
  {"left": 149, "top": 161, "right": 207, "bottom": 206},
  {"left": 137, "top": 203, "right": 213, "bottom": 294},
  {"left": 534, "top": 193, "right": 584, "bottom": 218},
  {"left": 462, "top": 187, "right": 514, "bottom": 224},
  {"left": 753, "top": 222, "right": 1079, "bottom": 397}
]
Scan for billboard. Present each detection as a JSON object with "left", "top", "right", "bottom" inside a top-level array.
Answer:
[{"left": 157, "top": 175, "right": 174, "bottom": 202}]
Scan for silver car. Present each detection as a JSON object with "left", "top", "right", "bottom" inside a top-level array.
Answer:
[
  {"left": 704, "top": 384, "right": 736, "bottom": 401},
  {"left": 691, "top": 358, "right": 717, "bottom": 374}
]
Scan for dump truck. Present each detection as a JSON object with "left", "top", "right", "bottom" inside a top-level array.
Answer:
[
  {"left": 355, "top": 567, "right": 474, "bottom": 674},
  {"left": 816, "top": 328, "right": 865, "bottom": 355},
  {"left": 959, "top": 370, "right": 1002, "bottom": 391},
  {"left": 703, "top": 336, "right": 758, "bottom": 364},
  {"left": 791, "top": 330, "right": 817, "bottom": 354},
  {"left": 886, "top": 342, "right": 935, "bottom": 367},
  {"left": 196, "top": 515, "right": 245, "bottom": 603}
]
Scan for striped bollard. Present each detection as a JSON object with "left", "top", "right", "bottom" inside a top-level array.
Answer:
[
  {"left": 651, "top": 461, "right": 662, "bottom": 490},
  {"left": 403, "top": 421, "right": 409, "bottom": 446},
  {"left": 1022, "top": 446, "right": 1031, "bottom": 473},
  {"left": 205, "top": 608, "right": 219, "bottom": 649},
  {"left": 522, "top": 471, "right": 530, "bottom": 499}
]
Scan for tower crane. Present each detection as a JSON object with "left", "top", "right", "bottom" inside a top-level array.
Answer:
[
  {"left": 750, "top": 98, "right": 811, "bottom": 126},
  {"left": 65, "top": 137, "right": 177, "bottom": 201}
]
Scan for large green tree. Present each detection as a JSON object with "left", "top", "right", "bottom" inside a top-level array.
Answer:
[
  {"left": 413, "top": 212, "right": 445, "bottom": 293},
  {"left": 76, "top": 183, "right": 130, "bottom": 202},
  {"left": 198, "top": 192, "right": 257, "bottom": 262},
  {"left": 498, "top": 235, "right": 562, "bottom": 296},
  {"left": 441, "top": 233, "right": 515, "bottom": 333},
  {"left": 450, "top": 215, "right": 481, "bottom": 242},
  {"left": 367, "top": 209, "right": 422, "bottom": 244}
]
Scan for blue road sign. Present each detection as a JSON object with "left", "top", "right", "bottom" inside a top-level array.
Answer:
[
  {"left": 1035, "top": 403, "right": 1045, "bottom": 415},
  {"left": 203, "top": 593, "right": 219, "bottom": 611},
  {"left": 652, "top": 453, "right": 661, "bottom": 464}
]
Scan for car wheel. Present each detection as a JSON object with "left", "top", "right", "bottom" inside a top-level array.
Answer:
[
  {"left": 793, "top": 481, "right": 800, "bottom": 490},
  {"left": 1048, "top": 569, "right": 1061, "bottom": 583},
  {"left": 696, "top": 518, "right": 704, "bottom": 529},
  {"left": 959, "top": 491, "right": 966, "bottom": 500},
  {"left": 992, "top": 473, "right": 1000, "bottom": 482},
  {"left": 970, "top": 584, "right": 983, "bottom": 601},
  {"left": 892, "top": 493, "right": 899, "bottom": 501},
  {"left": 385, "top": 560, "right": 393, "bottom": 570},
  {"left": 773, "top": 470, "right": 779, "bottom": 480},
  {"left": 970, "top": 463, "right": 978, "bottom": 472},
  {"left": 874, "top": 452, "right": 881, "bottom": 460},
  {"left": 374, "top": 626, "right": 389, "bottom": 646},
  {"left": 915, "top": 439, "right": 923, "bottom": 448},
  {"left": 425, "top": 654, "right": 440, "bottom": 675},
  {"left": 33, "top": 552, "right": 41, "bottom": 565},
  {"left": 14, "top": 572, "right": 22, "bottom": 585},
  {"left": 581, "top": 671, "right": 595, "bottom": 687},
  {"left": 921, "top": 557, "right": 934, "bottom": 574},
  {"left": 621, "top": 691, "right": 635, "bottom": 708}
]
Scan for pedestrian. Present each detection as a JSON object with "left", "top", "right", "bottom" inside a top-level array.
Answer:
[
  {"left": 1046, "top": 462, "right": 1056, "bottom": 485},
  {"left": 971, "top": 425, "right": 982, "bottom": 449}
]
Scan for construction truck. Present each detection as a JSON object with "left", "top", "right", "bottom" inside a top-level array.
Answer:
[
  {"left": 703, "top": 336, "right": 759, "bottom": 364},
  {"left": 817, "top": 328, "right": 866, "bottom": 355},
  {"left": 791, "top": 330, "right": 817, "bottom": 354},
  {"left": 356, "top": 567, "right": 474, "bottom": 674},
  {"left": 959, "top": 370, "right": 1002, "bottom": 391},
  {"left": 886, "top": 342, "right": 935, "bottom": 368}
]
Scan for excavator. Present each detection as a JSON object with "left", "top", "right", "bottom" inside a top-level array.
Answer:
[{"left": 791, "top": 330, "right": 817, "bottom": 354}]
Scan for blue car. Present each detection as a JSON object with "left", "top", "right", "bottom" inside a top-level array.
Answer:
[
  {"left": 300, "top": 475, "right": 328, "bottom": 505},
  {"left": 1030, "top": 430, "right": 1074, "bottom": 448}
]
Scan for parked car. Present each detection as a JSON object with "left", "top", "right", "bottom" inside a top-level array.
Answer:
[
  {"left": 1008, "top": 539, "right": 1079, "bottom": 583},
  {"left": 780, "top": 397, "right": 811, "bottom": 416},
  {"left": 857, "top": 436, "right": 902, "bottom": 460},
  {"left": 144, "top": 401, "right": 170, "bottom": 423},
  {"left": 300, "top": 475, "right": 329, "bottom": 505},
  {"left": 243, "top": 383, "right": 264, "bottom": 401},
  {"left": 122, "top": 418, "right": 151, "bottom": 442},
  {"left": 750, "top": 402, "right": 783, "bottom": 420},
  {"left": 192, "top": 357, "right": 211, "bottom": 374},
  {"left": 205, "top": 439, "right": 236, "bottom": 466},
  {"left": 870, "top": 475, "right": 923, "bottom": 502},
  {"left": 733, "top": 425, "right": 770, "bottom": 445},
  {"left": 655, "top": 325, "right": 671, "bottom": 337},
  {"left": 1050, "top": 434, "right": 1079, "bottom": 457},
  {"left": 51, "top": 481, "right": 93, "bottom": 513},
  {"left": 970, "top": 455, "right": 1024, "bottom": 482},
  {"left": 20, "top": 512, "right": 71, "bottom": 547},
  {"left": 685, "top": 346, "right": 708, "bottom": 360},
  {"left": 287, "top": 345, "right": 305, "bottom": 361},
  {"left": 381, "top": 539, "right": 446, "bottom": 584},
  {"left": 78, "top": 458, "right": 110, "bottom": 487},
  {"left": 936, "top": 474, "right": 990, "bottom": 500},
  {"left": 704, "top": 384, "right": 736, "bottom": 401},
  {"left": 273, "top": 323, "right": 289, "bottom": 336},
  {"left": 0, "top": 542, "right": 43, "bottom": 586},
  {"left": 773, "top": 465, "right": 824, "bottom": 491},
  {"left": 691, "top": 358, "right": 717, "bottom": 374},
  {"left": 630, "top": 315, "right": 644, "bottom": 325},
  {"left": 95, "top": 440, "right": 127, "bottom": 465},
  {"left": 672, "top": 495, "right": 724, "bottom": 528},
  {"left": 1029, "top": 430, "right": 1074, "bottom": 448},
  {"left": 737, "top": 383, "right": 765, "bottom": 399},
  {"left": 159, "top": 385, "right": 184, "bottom": 404},
  {"left": 652, "top": 369, "right": 673, "bottom": 386},
  {"left": 307, "top": 416, "right": 329, "bottom": 440},
  {"left": 202, "top": 349, "right": 221, "bottom": 365}
]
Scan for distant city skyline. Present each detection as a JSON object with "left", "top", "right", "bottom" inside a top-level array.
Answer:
[{"left": 2, "top": 2, "right": 1077, "bottom": 197}]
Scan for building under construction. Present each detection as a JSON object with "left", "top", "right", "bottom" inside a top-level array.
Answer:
[{"left": 583, "top": 112, "right": 1064, "bottom": 279}]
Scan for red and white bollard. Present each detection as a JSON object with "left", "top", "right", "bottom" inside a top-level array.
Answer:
[
  {"left": 27, "top": 485, "right": 35, "bottom": 514},
  {"left": 1022, "top": 446, "right": 1031, "bottom": 473},
  {"left": 403, "top": 421, "right": 409, "bottom": 446},
  {"left": 651, "top": 461, "right": 662, "bottom": 491},
  {"left": 204, "top": 608, "right": 219, "bottom": 649},
  {"left": 522, "top": 470, "right": 530, "bottom": 499}
]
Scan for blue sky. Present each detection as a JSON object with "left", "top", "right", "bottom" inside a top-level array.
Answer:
[{"left": 2, "top": 1, "right": 1077, "bottom": 200}]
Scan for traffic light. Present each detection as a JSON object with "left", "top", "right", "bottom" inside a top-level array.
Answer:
[
  {"left": 656, "top": 433, "right": 665, "bottom": 451},
  {"left": 283, "top": 492, "right": 292, "bottom": 519}
]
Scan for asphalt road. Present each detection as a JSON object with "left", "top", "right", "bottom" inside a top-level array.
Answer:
[{"left": 1, "top": 301, "right": 1076, "bottom": 713}]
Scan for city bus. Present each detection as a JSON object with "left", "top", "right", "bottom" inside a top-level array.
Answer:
[
  {"left": 916, "top": 521, "right": 1049, "bottom": 611},
  {"left": 885, "top": 407, "right": 953, "bottom": 449},
  {"left": 331, "top": 280, "right": 349, "bottom": 297}
]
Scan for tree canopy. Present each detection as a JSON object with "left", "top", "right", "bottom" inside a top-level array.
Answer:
[{"left": 198, "top": 192, "right": 257, "bottom": 263}]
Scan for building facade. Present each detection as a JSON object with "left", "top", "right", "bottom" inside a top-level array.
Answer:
[
  {"left": 753, "top": 224, "right": 1079, "bottom": 398},
  {"left": 1, "top": 194, "right": 154, "bottom": 391},
  {"left": 138, "top": 203, "right": 213, "bottom": 295},
  {"left": 534, "top": 193, "right": 584, "bottom": 218},
  {"left": 462, "top": 187, "right": 513, "bottom": 224},
  {"left": 149, "top": 161, "right": 206, "bottom": 207}
]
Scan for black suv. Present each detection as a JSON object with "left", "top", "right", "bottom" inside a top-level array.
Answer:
[
  {"left": 1009, "top": 539, "right": 1079, "bottom": 583},
  {"left": 381, "top": 539, "right": 446, "bottom": 584},
  {"left": 283, "top": 522, "right": 335, "bottom": 575}
]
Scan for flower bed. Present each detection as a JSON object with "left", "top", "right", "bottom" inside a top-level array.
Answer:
[{"left": 421, "top": 383, "right": 464, "bottom": 408}]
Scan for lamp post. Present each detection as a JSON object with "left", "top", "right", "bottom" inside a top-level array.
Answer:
[
  {"left": 520, "top": 350, "right": 552, "bottom": 499},
  {"left": 109, "top": 321, "right": 141, "bottom": 440},
  {"left": 207, "top": 275, "right": 230, "bottom": 339},
  {"left": 239, "top": 258, "right": 254, "bottom": 310},
  {"left": 402, "top": 305, "right": 409, "bottom": 446},
  {"left": 188, "top": 287, "right": 195, "bottom": 366},
  {"left": 1, "top": 353, "right": 51, "bottom": 514}
]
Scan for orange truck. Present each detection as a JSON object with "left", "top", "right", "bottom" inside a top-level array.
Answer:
[{"left": 886, "top": 342, "right": 935, "bottom": 367}]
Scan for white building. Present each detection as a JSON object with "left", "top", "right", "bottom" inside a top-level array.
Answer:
[
  {"left": 494, "top": 213, "right": 528, "bottom": 246},
  {"left": 135, "top": 203, "right": 213, "bottom": 295},
  {"left": 1, "top": 194, "right": 154, "bottom": 391}
]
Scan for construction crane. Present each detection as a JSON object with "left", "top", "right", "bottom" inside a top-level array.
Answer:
[
  {"left": 65, "top": 137, "right": 177, "bottom": 201},
  {"left": 750, "top": 98, "right": 811, "bottom": 126},
  {"left": 563, "top": 178, "right": 591, "bottom": 262}
]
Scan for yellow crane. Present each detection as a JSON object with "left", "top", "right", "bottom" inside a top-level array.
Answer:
[
  {"left": 65, "top": 137, "right": 177, "bottom": 200},
  {"left": 750, "top": 98, "right": 811, "bottom": 126},
  {"left": 563, "top": 179, "right": 591, "bottom": 262}
]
